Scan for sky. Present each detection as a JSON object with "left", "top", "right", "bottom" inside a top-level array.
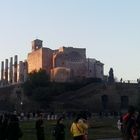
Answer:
[{"left": 0, "top": 0, "right": 140, "bottom": 81}]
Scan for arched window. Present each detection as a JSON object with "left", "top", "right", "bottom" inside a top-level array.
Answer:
[
  {"left": 121, "top": 96, "right": 129, "bottom": 109},
  {"left": 101, "top": 95, "right": 108, "bottom": 110}
]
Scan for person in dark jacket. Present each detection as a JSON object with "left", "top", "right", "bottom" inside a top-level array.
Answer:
[
  {"left": 35, "top": 113, "right": 45, "bottom": 140},
  {"left": 7, "top": 114, "right": 23, "bottom": 140},
  {"left": 122, "top": 106, "right": 137, "bottom": 140},
  {"left": 53, "top": 117, "right": 65, "bottom": 140},
  {"left": 2, "top": 114, "right": 9, "bottom": 140},
  {"left": 0, "top": 115, "right": 3, "bottom": 140},
  {"left": 136, "top": 111, "right": 140, "bottom": 140}
]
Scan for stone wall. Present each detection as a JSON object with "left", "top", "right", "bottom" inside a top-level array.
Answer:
[
  {"left": 86, "top": 58, "right": 104, "bottom": 79},
  {"left": 55, "top": 83, "right": 140, "bottom": 112},
  {"left": 27, "top": 48, "right": 43, "bottom": 73},
  {"left": 51, "top": 67, "right": 70, "bottom": 82},
  {"left": 42, "top": 48, "right": 53, "bottom": 74},
  {"left": 58, "top": 47, "right": 86, "bottom": 58},
  {"left": 53, "top": 47, "right": 87, "bottom": 80},
  {"left": 27, "top": 40, "right": 104, "bottom": 82}
]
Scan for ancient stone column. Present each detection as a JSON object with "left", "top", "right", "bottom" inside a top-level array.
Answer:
[
  {"left": 23, "top": 61, "right": 28, "bottom": 82},
  {"left": 1, "top": 61, "right": 4, "bottom": 80},
  {"left": 9, "top": 57, "right": 13, "bottom": 83},
  {"left": 14, "top": 55, "right": 18, "bottom": 83},
  {"left": 5, "top": 59, "right": 8, "bottom": 82},
  {"left": 18, "top": 61, "right": 24, "bottom": 83}
]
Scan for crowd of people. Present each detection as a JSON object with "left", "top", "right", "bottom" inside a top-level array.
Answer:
[
  {"left": 0, "top": 107, "right": 140, "bottom": 140},
  {"left": 35, "top": 113, "right": 88, "bottom": 140},
  {"left": 35, "top": 106, "right": 140, "bottom": 140}
]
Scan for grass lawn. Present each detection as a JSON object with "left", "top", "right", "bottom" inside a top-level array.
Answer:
[{"left": 20, "top": 117, "right": 122, "bottom": 140}]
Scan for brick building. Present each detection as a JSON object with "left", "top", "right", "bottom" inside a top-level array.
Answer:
[
  {"left": 27, "top": 39, "right": 104, "bottom": 82},
  {"left": 0, "top": 39, "right": 104, "bottom": 85}
]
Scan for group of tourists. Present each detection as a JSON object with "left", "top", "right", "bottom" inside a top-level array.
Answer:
[
  {"left": 35, "top": 113, "right": 88, "bottom": 140},
  {"left": 36, "top": 106, "right": 140, "bottom": 140},
  {"left": 118, "top": 106, "right": 140, "bottom": 140},
  {"left": 0, "top": 107, "right": 140, "bottom": 140}
]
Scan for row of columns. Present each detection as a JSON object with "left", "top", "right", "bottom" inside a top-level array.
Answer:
[{"left": 0, "top": 55, "right": 28, "bottom": 86}]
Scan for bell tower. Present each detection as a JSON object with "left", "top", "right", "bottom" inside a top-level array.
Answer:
[{"left": 32, "top": 39, "right": 43, "bottom": 51}]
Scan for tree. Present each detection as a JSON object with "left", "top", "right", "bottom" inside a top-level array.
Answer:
[
  {"left": 22, "top": 69, "right": 52, "bottom": 109},
  {"left": 23, "top": 69, "right": 50, "bottom": 96},
  {"left": 108, "top": 68, "right": 115, "bottom": 84}
]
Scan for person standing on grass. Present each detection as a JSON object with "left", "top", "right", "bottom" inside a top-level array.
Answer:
[
  {"left": 0, "top": 115, "right": 3, "bottom": 140},
  {"left": 53, "top": 117, "right": 65, "bottom": 140},
  {"left": 70, "top": 115, "right": 88, "bottom": 140},
  {"left": 35, "top": 113, "right": 45, "bottom": 140},
  {"left": 2, "top": 114, "right": 9, "bottom": 140},
  {"left": 136, "top": 111, "right": 140, "bottom": 140},
  {"left": 7, "top": 114, "right": 23, "bottom": 140},
  {"left": 122, "top": 106, "right": 137, "bottom": 140}
]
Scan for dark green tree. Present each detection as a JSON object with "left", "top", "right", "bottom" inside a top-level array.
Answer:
[
  {"left": 23, "top": 69, "right": 50, "bottom": 96},
  {"left": 108, "top": 68, "right": 115, "bottom": 84},
  {"left": 22, "top": 69, "right": 51, "bottom": 109}
]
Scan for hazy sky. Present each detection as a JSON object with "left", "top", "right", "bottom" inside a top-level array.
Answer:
[{"left": 0, "top": 0, "right": 140, "bottom": 81}]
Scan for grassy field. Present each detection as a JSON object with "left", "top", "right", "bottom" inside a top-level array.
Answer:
[{"left": 20, "top": 117, "right": 122, "bottom": 140}]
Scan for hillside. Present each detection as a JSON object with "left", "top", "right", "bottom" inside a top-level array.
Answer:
[
  {"left": 51, "top": 83, "right": 140, "bottom": 112},
  {"left": 0, "top": 82, "right": 139, "bottom": 113}
]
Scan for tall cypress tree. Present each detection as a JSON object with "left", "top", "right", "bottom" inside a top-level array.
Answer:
[{"left": 108, "top": 68, "right": 115, "bottom": 84}]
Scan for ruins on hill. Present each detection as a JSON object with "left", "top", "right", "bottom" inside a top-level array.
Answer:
[
  {"left": 0, "top": 55, "right": 28, "bottom": 87},
  {"left": 0, "top": 39, "right": 139, "bottom": 113},
  {"left": 0, "top": 39, "right": 104, "bottom": 86}
]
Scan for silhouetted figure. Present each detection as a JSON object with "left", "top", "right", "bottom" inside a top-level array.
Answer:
[
  {"left": 136, "top": 111, "right": 140, "bottom": 140},
  {"left": 7, "top": 115, "right": 22, "bottom": 140},
  {"left": 0, "top": 115, "right": 3, "bottom": 140},
  {"left": 1, "top": 114, "right": 9, "bottom": 140},
  {"left": 35, "top": 114, "right": 45, "bottom": 140},
  {"left": 53, "top": 117, "right": 65, "bottom": 140},
  {"left": 122, "top": 106, "right": 137, "bottom": 140}
]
